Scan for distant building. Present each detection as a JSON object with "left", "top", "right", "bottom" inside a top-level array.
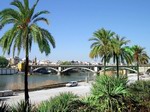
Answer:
[
  {"left": 9, "top": 56, "right": 21, "bottom": 65},
  {"left": 38, "top": 60, "right": 51, "bottom": 65},
  {"left": 18, "top": 61, "right": 25, "bottom": 72}
]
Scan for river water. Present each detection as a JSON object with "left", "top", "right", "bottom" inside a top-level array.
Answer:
[{"left": 0, "top": 72, "right": 94, "bottom": 90}]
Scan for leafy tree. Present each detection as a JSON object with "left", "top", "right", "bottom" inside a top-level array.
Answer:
[
  {"left": 89, "top": 28, "right": 115, "bottom": 74},
  {"left": 60, "top": 61, "right": 72, "bottom": 65},
  {"left": 0, "top": 0, "right": 55, "bottom": 105},
  {"left": 0, "top": 56, "right": 9, "bottom": 68},
  {"left": 110, "top": 35, "right": 132, "bottom": 77},
  {"left": 131, "top": 45, "right": 149, "bottom": 80}
]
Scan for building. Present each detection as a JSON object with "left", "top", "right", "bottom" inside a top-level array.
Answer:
[{"left": 9, "top": 56, "right": 21, "bottom": 65}]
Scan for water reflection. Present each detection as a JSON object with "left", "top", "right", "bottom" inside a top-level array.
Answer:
[{"left": 0, "top": 72, "right": 94, "bottom": 90}]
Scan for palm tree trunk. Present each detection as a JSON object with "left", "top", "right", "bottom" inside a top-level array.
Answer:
[
  {"left": 137, "top": 60, "right": 139, "bottom": 81},
  {"left": 104, "top": 55, "right": 106, "bottom": 75},
  {"left": 25, "top": 35, "right": 29, "bottom": 105},
  {"left": 116, "top": 56, "right": 119, "bottom": 78}
]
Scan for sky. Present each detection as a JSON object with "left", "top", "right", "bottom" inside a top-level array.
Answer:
[{"left": 0, "top": 0, "right": 150, "bottom": 62}]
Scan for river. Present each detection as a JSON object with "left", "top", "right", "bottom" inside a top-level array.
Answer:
[{"left": 0, "top": 72, "right": 94, "bottom": 90}]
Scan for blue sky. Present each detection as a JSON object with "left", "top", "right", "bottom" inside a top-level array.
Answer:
[{"left": 0, "top": 0, "right": 150, "bottom": 62}]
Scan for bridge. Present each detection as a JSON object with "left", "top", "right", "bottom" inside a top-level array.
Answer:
[{"left": 30, "top": 64, "right": 150, "bottom": 75}]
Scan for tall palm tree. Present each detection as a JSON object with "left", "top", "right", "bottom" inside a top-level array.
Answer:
[
  {"left": 89, "top": 28, "right": 115, "bottom": 75},
  {"left": 110, "top": 35, "right": 132, "bottom": 77},
  {"left": 0, "top": 0, "right": 55, "bottom": 104},
  {"left": 131, "top": 45, "right": 149, "bottom": 80}
]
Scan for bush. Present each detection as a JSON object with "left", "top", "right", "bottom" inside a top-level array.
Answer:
[
  {"left": 0, "top": 56, "right": 9, "bottom": 68},
  {"left": 128, "top": 80, "right": 150, "bottom": 101},
  {"left": 0, "top": 101, "right": 11, "bottom": 112},
  {"left": 38, "top": 92, "right": 78, "bottom": 112},
  {"left": 90, "top": 74, "right": 129, "bottom": 111},
  {"left": 67, "top": 100, "right": 98, "bottom": 112},
  {"left": 128, "top": 80, "right": 150, "bottom": 111},
  {"left": 11, "top": 100, "right": 37, "bottom": 112}
]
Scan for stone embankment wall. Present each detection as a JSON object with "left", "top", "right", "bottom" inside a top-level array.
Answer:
[{"left": 0, "top": 68, "right": 18, "bottom": 75}]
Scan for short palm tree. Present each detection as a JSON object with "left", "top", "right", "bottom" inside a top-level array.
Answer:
[
  {"left": 110, "top": 35, "right": 132, "bottom": 77},
  {"left": 131, "top": 45, "right": 149, "bottom": 80},
  {"left": 89, "top": 28, "right": 115, "bottom": 75},
  {"left": 0, "top": 0, "right": 55, "bottom": 104},
  {"left": 91, "top": 75, "right": 128, "bottom": 111}
]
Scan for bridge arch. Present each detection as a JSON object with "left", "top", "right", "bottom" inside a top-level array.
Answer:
[
  {"left": 61, "top": 67, "right": 95, "bottom": 73},
  {"left": 33, "top": 67, "right": 59, "bottom": 73},
  {"left": 146, "top": 69, "right": 150, "bottom": 74},
  {"left": 100, "top": 67, "right": 137, "bottom": 73}
]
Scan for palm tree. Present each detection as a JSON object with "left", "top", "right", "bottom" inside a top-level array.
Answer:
[
  {"left": 110, "top": 35, "right": 132, "bottom": 77},
  {"left": 91, "top": 75, "right": 128, "bottom": 111},
  {"left": 0, "top": 0, "right": 55, "bottom": 104},
  {"left": 89, "top": 28, "right": 115, "bottom": 75},
  {"left": 131, "top": 45, "right": 149, "bottom": 80}
]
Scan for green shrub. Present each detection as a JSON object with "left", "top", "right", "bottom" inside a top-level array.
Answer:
[
  {"left": 0, "top": 101, "right": 11, "bottom": 112},
  {"left": 11, "top": 100, "right": 37, "bottom": 112},
  {"left": 128, "top": 80, "right": 150, "bottom": 111},
  {"left": 38, "top": 92, "right": 78, "bottom": 112},
  {"left": 90, "top": 74, "right": 129, "bottom": 112},
  {"left": 0, "top": 56, "right": 9, "bottom": 68},
  {"left": 67, "top": 100, "right": 98, "bottom": 112}
]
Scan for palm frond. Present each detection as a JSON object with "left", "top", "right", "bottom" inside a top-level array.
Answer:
[
  {"left": 29, "top": 0, "right": 39, "bottom": 19},
  {"left": 0, "top": 8, "right": 21, "bottom": 21},
  {"left": 32, "top": 10, "right": 49, "bottom": 20},
  {"left": 39, "top": 28, "right": 55, "bottom": 48},
  {"left": 24, "top": 0, "right": 29, "bottom": 10},
  {"left": 12, "top": 30, "right": 23, "bottom": 56},
  {"left": 33, "top": 17, "right": 49, "bottom": 25},
  {"left": 11, "top": 0, "right": 25, "bottom": 15},
  {"left": 0, "top": 18, "right": 16, "bottom": 28}
]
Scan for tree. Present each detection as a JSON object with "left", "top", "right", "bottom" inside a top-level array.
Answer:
[
  {"left": 131, "top": 45, "right": 149, "bottom": 80},
  {"left": 89, "top": 28, "right": 115, "bottom": 75},
  {"left": 110, "top": 35, "right": 132, "bottom": 77},
  {"left": 0, "top": 0, "right": 55, "bottom": 105},
  {"left": 0, "top": 56, "right": 9, "bottom": 68}
]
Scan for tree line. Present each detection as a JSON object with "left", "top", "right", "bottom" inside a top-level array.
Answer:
[{"left": 89, "top": 28, "right": 150, "bottom": 80}]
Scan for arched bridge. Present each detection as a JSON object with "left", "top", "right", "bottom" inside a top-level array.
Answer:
[{"left": 29, "top": 64, "right": 150, "bottom": 75}]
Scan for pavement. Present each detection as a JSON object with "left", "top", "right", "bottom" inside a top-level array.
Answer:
[{"left": 2, "top": 82, "right": 91, "bottom": 106}]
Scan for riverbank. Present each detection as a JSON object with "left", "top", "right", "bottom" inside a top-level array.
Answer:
[
  {"left": 2, "top": 73, "right": 150, "bottom": 106},
  {"left": 3, "top": 82, "right": 92, "bottom": 106}
]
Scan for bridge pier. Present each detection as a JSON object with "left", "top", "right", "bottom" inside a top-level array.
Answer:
[
  {"left": 93, "top": 72, "right": 97, "bottom": 76},
  {"left": 94, "top": 67, "right": 98, "bottom": 72},
  {"left": 125, "top": 70, "right": 129, "bottom": 76},
  {"left": 57, "top": 72, "right": 61, "bottom": 75},
  {"left": 93, "top": 66, "right": 99, "bottom": 76},
  {"left": 57, "top": 67, "right": 62, "bottom": 75}
]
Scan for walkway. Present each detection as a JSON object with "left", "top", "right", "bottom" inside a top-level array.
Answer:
[{"left": 3, "top": 82, "right": 91, "bottom": 106}]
